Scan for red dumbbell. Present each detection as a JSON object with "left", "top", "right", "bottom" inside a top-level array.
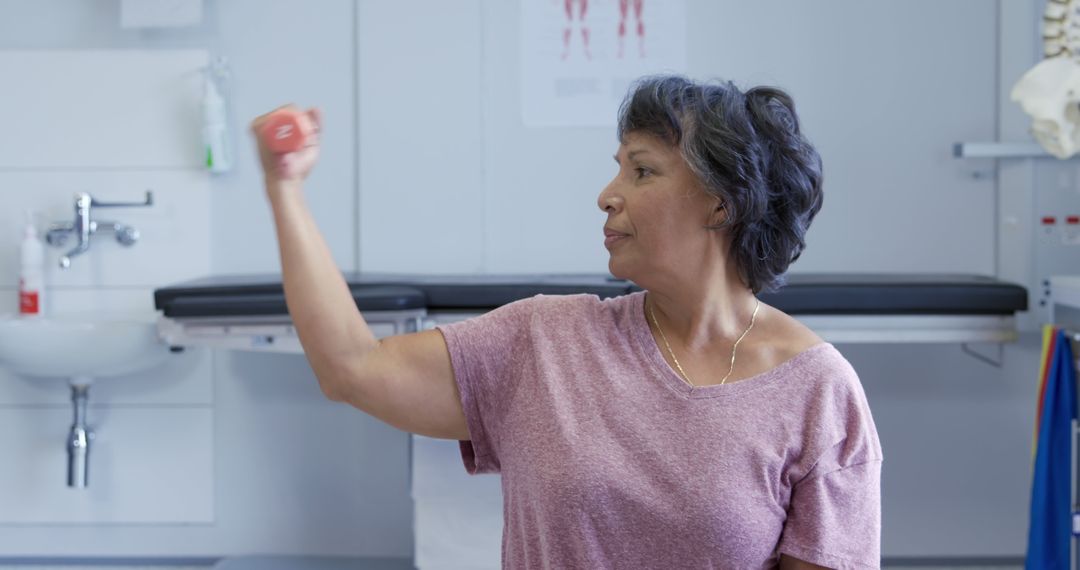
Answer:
[{"left": 260, "top": 109, "right": 315, "bottom": 154}]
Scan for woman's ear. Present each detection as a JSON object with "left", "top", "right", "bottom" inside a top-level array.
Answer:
[{"left": 708, "top": 200, "right": 728, "bottom": 226}]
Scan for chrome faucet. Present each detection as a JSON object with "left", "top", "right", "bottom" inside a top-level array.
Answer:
[
  {"left": 67, "top": 382, "right": 93, "bottom": 488},
  {"left": 45, "top": 191, "right": 153, "bottom": 269}
]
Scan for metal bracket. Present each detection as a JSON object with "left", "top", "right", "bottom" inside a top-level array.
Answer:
[{"left": 960, "top": 342, "right": 1005, "bottom": 368}]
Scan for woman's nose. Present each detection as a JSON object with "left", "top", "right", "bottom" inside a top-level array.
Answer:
[{"left": 598, "top": 183, "right": 623, "bottom": 213}]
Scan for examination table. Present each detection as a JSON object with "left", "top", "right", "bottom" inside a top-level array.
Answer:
[{"left": 154, "top": 272, "right": 1028, "bottom": 350}]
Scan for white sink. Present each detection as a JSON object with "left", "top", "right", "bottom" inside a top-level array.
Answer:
[{"left": 0, "top": 314, "right": 169, "bottom": 379}]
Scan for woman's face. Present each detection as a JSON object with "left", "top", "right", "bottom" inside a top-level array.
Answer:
[{"left": 597, "top": 131, "right": 725, "bottom": 283}]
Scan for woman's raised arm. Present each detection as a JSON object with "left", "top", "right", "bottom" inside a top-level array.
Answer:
[{"left": 251, "top": 106, "right": 469, "bottom": 440}]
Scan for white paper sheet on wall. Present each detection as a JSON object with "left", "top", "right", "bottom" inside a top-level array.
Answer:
[
  {"left": 520, "top": 0, "right": 687, "bottom": 127},
  {"left": 121, "top": 0, "right": 203, "bottom": 28}
]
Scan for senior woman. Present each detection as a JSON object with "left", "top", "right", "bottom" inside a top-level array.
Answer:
[{"left": 251, "top": 75, "right": 882, "bottom": 569}]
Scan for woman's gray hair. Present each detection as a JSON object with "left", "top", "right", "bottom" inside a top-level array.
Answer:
[{"left": 616, "top": 75, "right": 824, "bottom": 295}]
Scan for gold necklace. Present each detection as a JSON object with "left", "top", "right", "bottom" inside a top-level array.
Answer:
[{"left": 648, "top": 295, "right": 761, "bottom": 387}]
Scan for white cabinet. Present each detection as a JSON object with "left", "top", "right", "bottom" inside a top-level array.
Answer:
[{"left": 411, "top": 435, "right": 502, "bottom": 570}]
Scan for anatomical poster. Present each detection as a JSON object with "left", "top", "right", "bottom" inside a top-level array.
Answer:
[{"left": 521, "top": 0, "right": 688, "bottom": 127}]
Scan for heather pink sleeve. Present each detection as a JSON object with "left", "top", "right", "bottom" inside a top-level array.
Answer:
[
  {"left": 778, "top": 368, "right": 883, "bottom": 569},
  {"left": 779, "top": 456, "right": 882, "bottom": 569},
  {"left": 436, "top": 297, "right": 537, "bottom": 475}
]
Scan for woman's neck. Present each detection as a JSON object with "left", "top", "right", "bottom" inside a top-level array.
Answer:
[{"left": 645, "top": 264, "right": 760, "bottom": 352}]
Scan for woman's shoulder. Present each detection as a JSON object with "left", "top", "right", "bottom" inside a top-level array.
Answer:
[
  {"left": 528, "top": 291, "right": 641, "bottom": 315},
  {"left": 770, "top": 317, "right": 880, "bottom": 456},
  {"left": 765, "top": 327, "right": 881, "bottom": 464},
  {"left": 519, "top": 292, "right": 640, "bottom": 335},
  {"left": 757, "top": 305, "right": 868, "bottom": 407},
  {"left": 462, "top": 292, "right": 636, "bottom": 335},
  {"left": 760, "top": 302, "right": 824, "bottom": 346}
]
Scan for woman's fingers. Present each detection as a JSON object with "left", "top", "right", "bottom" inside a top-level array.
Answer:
[{"left": 251, "top": 104, "right": 321, "bottom": 183}]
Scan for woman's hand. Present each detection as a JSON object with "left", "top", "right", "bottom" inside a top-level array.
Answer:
[{"left": 249, "top": 105, "right": 322, "bottom": 192}]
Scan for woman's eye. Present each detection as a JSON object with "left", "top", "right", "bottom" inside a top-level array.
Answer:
[{"left": 634, "top": 167, "right": 652, "bottom": 179}]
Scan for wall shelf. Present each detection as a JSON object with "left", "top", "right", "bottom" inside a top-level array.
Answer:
[{"left": 953, "top": 142, "right": 1069, "bottom": 159}]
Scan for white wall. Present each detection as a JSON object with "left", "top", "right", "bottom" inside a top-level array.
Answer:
[
  {"left": 0, "top": 46, "right": 217, "bottom": 530},
  {"left": 358, "top": 0, "right": 1000, "bottom": 276},
  {"left": 0, "top": 0, "right": 410, "bottom": 560},
  {"left": 0, "top": 0, "right": 1065, "bottom": 562}
]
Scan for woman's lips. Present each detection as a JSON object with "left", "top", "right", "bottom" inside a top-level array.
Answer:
[{"left": 604, "top": 234, "right": 629, "bottom": 248}]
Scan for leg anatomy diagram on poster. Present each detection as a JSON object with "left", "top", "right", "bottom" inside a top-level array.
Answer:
[{"left": 521, "top": 0, "right": 687, "bottom": 127}]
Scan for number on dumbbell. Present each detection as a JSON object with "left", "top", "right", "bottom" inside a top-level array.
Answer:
[{"left": 274, "top": 124, "right": 294, "bottom": 140}]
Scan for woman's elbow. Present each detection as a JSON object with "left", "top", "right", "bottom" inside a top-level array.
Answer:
[
  {"left": 311, "top": 368, "right": 345, "bottom": 401},
  {"left": 317, "top": 378, "right": 346, "bottom": 402},
  {"left": 313, "top": 350, "right": 378, "bottom": 405},
  {"left": 306, "top": 355, "right": 352, "bottom": 402}
]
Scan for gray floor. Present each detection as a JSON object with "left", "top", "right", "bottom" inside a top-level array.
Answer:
[
  {"left": 0, "top": 561, "right": 1028, "bottom": 565},
  {"left": 0, "top": 557, "right": 412, "bottom": 570},
  {"left": 881, "top": 564, "right": 1022, "bottom": 570},
  {"left": 0, "top": 567, "right": 209, "bottom": 570},
  {"left": 883, "top": 567, "right": 1021, "bottom": 570},
  {"left": 0, "top": 560, "right": 1029, "bottom": 569}
]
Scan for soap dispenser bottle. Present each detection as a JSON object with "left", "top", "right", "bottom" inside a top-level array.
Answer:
[
  {"left": 18, "top": 210, "right": 44, "bottom": 317},
  {"left": 203, "top": 72, "right": 233, "bottom": 174}
]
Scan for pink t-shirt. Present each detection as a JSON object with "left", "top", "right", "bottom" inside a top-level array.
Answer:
[{"left": 437, "top": 291, "right": 883, "bottom": 569}]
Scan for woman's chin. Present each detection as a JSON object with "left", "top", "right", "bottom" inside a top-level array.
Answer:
[{"left": 607, "top": 259, "right": 630, "bottom": 281}]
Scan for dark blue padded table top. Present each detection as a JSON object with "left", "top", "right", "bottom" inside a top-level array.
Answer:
[{"left": 153, "top": 273, "right": 1028, "bottom": 318}]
